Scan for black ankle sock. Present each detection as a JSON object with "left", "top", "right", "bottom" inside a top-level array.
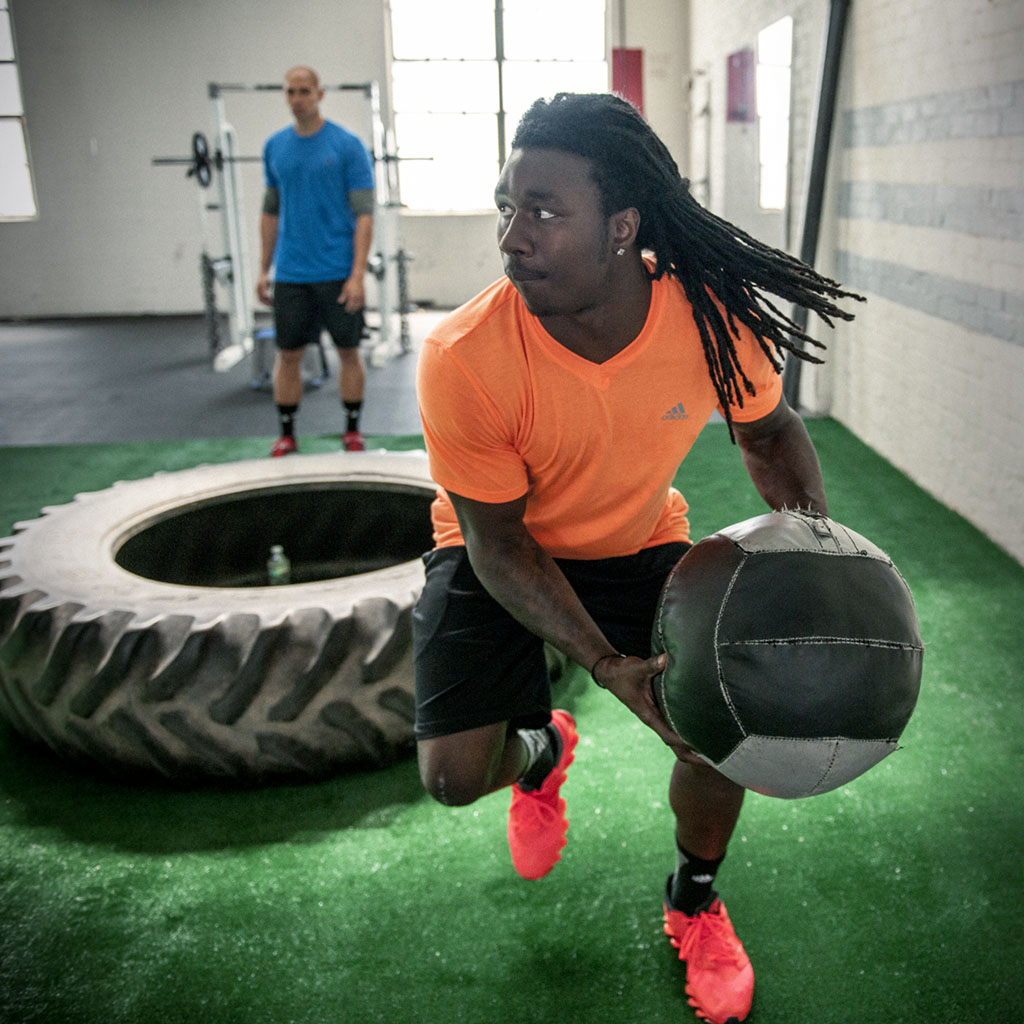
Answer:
[
  {"left": 668, "top": 846, "right": 724, "bottom": 915},
  {"left": 516, "top": 721, "right": 562, "bottom": 791},
  {"left": 277, "top": 404, "right": 298, "bottom": 437},
  {"left": 343, "top": 400, "right": 362, "bottom": 433}
]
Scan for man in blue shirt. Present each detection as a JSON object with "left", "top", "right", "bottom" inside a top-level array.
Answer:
[{"left": 257, "top": 66, "right": 376, "bottom": 454}]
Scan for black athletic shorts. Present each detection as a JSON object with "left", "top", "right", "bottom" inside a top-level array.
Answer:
[
  {"left": 412, "top": 541, "right": 690, "bottom": 740},
  {"left": 272, "top": 279, "right": 364, "bottom": 351}
]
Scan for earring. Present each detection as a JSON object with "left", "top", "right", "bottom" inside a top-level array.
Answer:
[{"left": 616, "top": 247, "right": 626, "bottom": 256}]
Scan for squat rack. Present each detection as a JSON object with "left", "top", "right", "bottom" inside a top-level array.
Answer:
[{"left": 158, "top": 79, "right": 413, "bottom": 381}]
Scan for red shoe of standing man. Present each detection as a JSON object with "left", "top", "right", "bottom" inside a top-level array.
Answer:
[{"left": 271, "top": 435, "right": 298, "bottom": 457}]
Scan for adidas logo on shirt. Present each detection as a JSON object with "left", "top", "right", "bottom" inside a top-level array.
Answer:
[{"left": 662, "top": 402, "right": 689, "bottom": 421}]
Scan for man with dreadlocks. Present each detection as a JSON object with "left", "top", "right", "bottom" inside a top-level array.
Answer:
[{"left": 413, "top": 92, "right": 860, "bottom": 1024}]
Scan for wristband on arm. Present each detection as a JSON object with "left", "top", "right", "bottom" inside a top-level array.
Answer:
[{"left": 590, "top": 652, "right": 627, "bottom": 687}]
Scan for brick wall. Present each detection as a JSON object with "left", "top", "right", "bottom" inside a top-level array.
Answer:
[
  {"left": 831, "top": 0, "right": 1024, "bottom": 563},
  {"left": 689, "top": 0, "right": 1024, "bottom": 563}
]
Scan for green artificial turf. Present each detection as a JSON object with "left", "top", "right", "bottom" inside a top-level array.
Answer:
[{"left": 0, "top": 423, "right": 1021, "bottom": 1023}]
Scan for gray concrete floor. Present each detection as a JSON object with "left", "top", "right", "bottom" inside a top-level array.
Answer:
[{"left": 0, "top": 310, "right": 448, "bottom": 446}]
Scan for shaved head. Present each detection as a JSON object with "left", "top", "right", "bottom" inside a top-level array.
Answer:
[{"left": 285, "top": 65, "right": 321, "bottom": 88}]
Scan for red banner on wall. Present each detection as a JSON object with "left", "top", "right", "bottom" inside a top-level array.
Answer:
[
  {"left": 727, "top": 48, "right": 756, "bottom": 123},
  {"left": 612, "top": 48, "right": 644, "bottom": 115}
]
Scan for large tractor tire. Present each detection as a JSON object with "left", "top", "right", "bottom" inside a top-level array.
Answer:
[{"left": 0, "top": 452, "right": 437, "bottom": 783}]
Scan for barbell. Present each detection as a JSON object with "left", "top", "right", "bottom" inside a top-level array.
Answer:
[
  {"left": 152, "top": 132, "right": 261, "bottom": 188},
  {"left": 153, "top": 131, "right": 423, "bottom": 189}
]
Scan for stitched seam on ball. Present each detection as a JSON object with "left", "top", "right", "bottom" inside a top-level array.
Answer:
[
  {"left": 719, "top": 637, "right": 923, "bottom": 650},
  {"left": 653, "top": 558, "right": 686, "bottom": 736},
  {"left": 811, "top": 740, "right": 842, "bottom": 794},
  {"left": 747, "top": 735, "right": 898, "bottom": 744},
  {"left": 779, "top": 510, "right": 862, "bottom": 556},
  {"left": 780, "top": 508, "right": 829, "bottom": 553},
  {"left": 653, "top": 557, "right": 684, "bottom": 648},
  {"left": 811, "top": 738, "right": 901, "bottom": 794},
  {"left": 832, "top": 520, "right": 863, "bottom": 553},
  {"left": 715, "top": 553, "right": 748, "bottom": 737},
  {"left": 738, "top": 545, "right": 889, "bottom": 562}
]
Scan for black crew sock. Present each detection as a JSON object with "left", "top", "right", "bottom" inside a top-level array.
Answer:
[
  {"left": 277, "top": 404, "right": 299, "bottom": 438},
  {"left": 515, "top": 721, "right": 562, "bottom": 791},
  {"left": 343, "top": 400, "right": 363, "bottom": 434},
  {"left": 668, "top": 845, "right": 725, "bottom": 915}
]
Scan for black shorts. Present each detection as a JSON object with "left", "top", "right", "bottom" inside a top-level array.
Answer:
[
  {"left": 272, "top": 279, "right": 364, "bottom": 351},
  {"left": 412, "top": 542, "right": 690, "bottom": 740}
]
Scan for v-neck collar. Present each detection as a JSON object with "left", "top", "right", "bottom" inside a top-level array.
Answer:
[{"left": 523, "top": 275, "right": 664, "bottom": 383}]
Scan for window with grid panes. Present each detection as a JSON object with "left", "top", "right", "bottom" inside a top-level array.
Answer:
[
  {"left": 390, "top": 0, "right": 607, "bottom": 211},
  {"left": 0, "top": 0, "right": 36, "bottom": 219}
]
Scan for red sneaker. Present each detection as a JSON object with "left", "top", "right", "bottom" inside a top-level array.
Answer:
[
  {"left": 507, "top": 709, "right": 577, "bottom": 880},
  {"left": 270, "top": 435, "right": 298, "bottom": 457},
  {"left": 663, "top": 897, "right": 754, "bottom": 1023},
  {"left": 342, "top": 430, "right": 366, "bottom": 452}
]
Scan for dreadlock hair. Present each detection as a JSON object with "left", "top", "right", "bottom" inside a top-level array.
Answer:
[{"left": 510, "top": 92, "right": 865, "bottom": 437}]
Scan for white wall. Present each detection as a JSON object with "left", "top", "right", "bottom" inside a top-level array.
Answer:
[
  {"left": 400, "top": 0, "right": 693, "bottom": 310},
  {"left": 830, "top": 0, "right": 1024, "bottom": 564},
  {"left": 689, "top": 0, "right": 828, "bottom": 244},
  {"left": 0, "top": 0, "right": 692, "bottom": 319},
  {"left": 690, "top": 0, "right": 1024, "bottom": 565},
  {"left": 401, "top": 213, "right": 503, "bottom": 310},
  {"left": 0, "top": 0, "right": 388, "bottom": 318},
  {"left": 687, "top": 0, "right": 834, "bottom": 405},
  {"left": 612, "top": 0, "right": 690, "bottom": 175}
]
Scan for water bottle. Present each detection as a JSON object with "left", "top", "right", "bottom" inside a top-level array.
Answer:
[{"left": 266, "top": 544, "right": 291, "bottom": 585}]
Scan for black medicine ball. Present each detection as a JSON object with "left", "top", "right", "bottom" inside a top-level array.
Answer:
[{"left": 652, "top": 510, "right": 923, "bottom": 798}]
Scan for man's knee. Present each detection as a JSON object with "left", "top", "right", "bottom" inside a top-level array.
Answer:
[
  {"left": 418, "top": 761, "right": 487, "bottom": 808},
  {"left": 275, "top": 347, "right": 305, "bottom": 368},
  {"left": 337, "top": 346, "right": 363, "bottom": 369},
  {"left": 417, "top": 740, "right": 493, "bottom": 808}
]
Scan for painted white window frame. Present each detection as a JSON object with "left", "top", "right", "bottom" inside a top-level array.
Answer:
[
  {"left": 756, "top": 15, "right": 793, "bottom": 212},
  {"left": 389, "top": 0, "right": 608, "bottom": 212},
  {"left": 0, "top": 0, "right": 36, "bottom": 220}
]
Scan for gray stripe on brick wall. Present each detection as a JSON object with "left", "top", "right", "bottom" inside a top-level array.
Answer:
[
  {"left": 842, "top": 80, "right": 1024, "bottom": 147},
  {"left": 835, "top": 250, "right": 1024, "bottom": 345},
  {"left": 839, "top": 181, "right": 1024, "bottom": 240}
]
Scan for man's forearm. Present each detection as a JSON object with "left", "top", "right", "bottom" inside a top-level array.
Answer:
[
  {"left": 350, "top": 215, "right": 373, "bottom": 279},
  {"left": 739, "top": 405, "right": 828, "bottom": 514},
  {"left": 465, "top": 530, "right": 617, "bottom": 674},
  {"left": 259, "top": 213, "right": 279, "bottom": 274}
]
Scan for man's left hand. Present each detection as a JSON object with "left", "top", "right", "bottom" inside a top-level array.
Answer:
[
  {"left": 594, "top": 652, "right": 704, "bottom": 764},
  {"left": 338, "top": 278, "right": 366, "bottom": 313}
]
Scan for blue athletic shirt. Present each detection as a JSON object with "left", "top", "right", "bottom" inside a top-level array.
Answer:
[{"left": 262, "top": 120, "right": 375, "bottom": 283}]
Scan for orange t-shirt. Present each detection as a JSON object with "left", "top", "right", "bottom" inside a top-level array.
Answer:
[{"left": 416, "top": 273, "right": 782, "bottom": 559}]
